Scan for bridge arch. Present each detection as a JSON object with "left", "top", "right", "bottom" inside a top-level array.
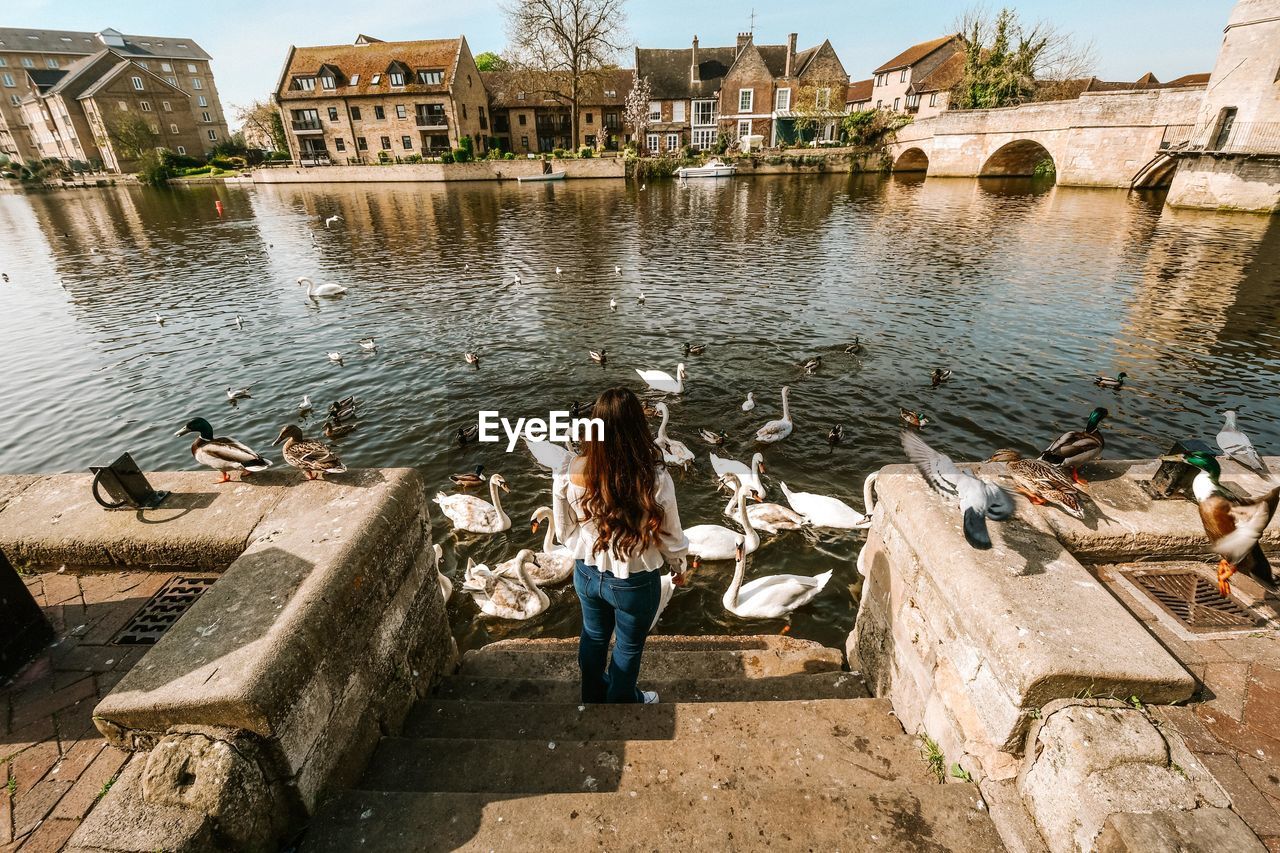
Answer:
[
  {"left": 893, "top": 147, "right": 930, "bottom": 173},
  {"left": 980, "top": 140, "right": 1056, "bottom": 179}
]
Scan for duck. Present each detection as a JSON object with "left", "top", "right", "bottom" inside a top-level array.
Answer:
[
  {"left": 323, "top": 420, "right": 356, "bottom": 439},
  {"left": 226, "top": 385, "right": 252, "bottom": 401},
  {"left": 637, "top": 292, "right": 646, "bottom": 305},
  {"left": 741, "top": 392, "right": 756, "bottom": 412},
  {"left": 297, "top": 276, "right": 347, "bottom": 297},
  {"left": 931, "top": 369, "right": 952, "bottom": 388},
  {"left": 699, "top": 428, "right": 728, "bottom": 446},
  {"left": 234, "top": 315, "right": 243, "bottom": 329},
  {"left": 1039, "top": 406, "right": 1108, "bottom": 484},
  {"left": 685, "top": 487, "right": 761, "bottom": 567},
  {"left": 722, "top": 473, "right": 807, "bottom": 535},
  {"left": 683, "top": 343, "right": 707, "bottom": 356},
  {"left": 654, "top": 402, "right": 695, "bottom": 469},
  {"left": 1175, "top": 450, "right": 1278, "bottom": 596},
  {"left": 844, "top": 337, "right": 863, "bottom": 354},
  {"left": 330, "top": 395, "right": 359, "bottom": 415},
  {"left": 464, "top": 351, "right": 480, "bottom": 366},
  {"left": 1094, "top": 371, "right": 1127, "bottom": 389},
  {"left": 450, "top": 464, "right": 487, "bottom": 488},
  {"left": 650, "top": 573, "right": 676, "bottom": 631},
  {"left": 433, "top": 543, "right": 452, "bottom": 601},
  {"left": 524, "top": 436, "right": 574, "bottom": 470},
  {"left": 779, "top": 480, "right": 870, "bottom": 530},
  {"left": 986, "top": 449, "right": 1085, "bottom": 519},
  {"left": 710, "top": 452, "right": 766, "bottom": 499},
  {"left": 456, "top": 424, "right": 480, "bottom": 447},
  {"left": 754, "top": 386, "right": 793, "bottom": 444},
  {"left": 828, "top": 424, "right": 845, "bottom": 445},
  {"left": 723, "top": 537, "right": 832, "bottom": 620},
  {"left": 358, "top": 337, "right": 377, "bottom": 352},
  {"left": 461, "top": 551, "right": 548, "bottom": 620},
  {"left": 589, "top": 348, "right": 607, "bottom": 364},
  {"left": 801, "top": 356, "right": 822, "bottom": 374},
  {"left": 528, "top": 507, "right": 575, "bottom": 585},
  {"left": 272, "top": 425, "right": 347, "bottom": 480},
  {"left": 434, "top": 473, "right": 512, "bottom": 533},
  {"left": 329, "top": 402, "right": 358, "bottom": 423},
  {"left": 1217, "top": 409, "right": 1266, "bottom": 474},
  {"left": 610, "top": 297, "right": 618, "bottom": 311},
  {"left": 175, "top": 417, "right": 272, "bottom": 483},
  {"left": 902, "top": 431, "right": 1013, "bottom": 550},
  {"left": 635, "top": 363, "right": 686, "bottom": 394},
  {"left": 900, "top": 408, "right": 929, "bottom": 428},
  {"left": 327, "top": 352, "right": 344, "bottom": 364},
  {"left": 154, "top": 313, "right": 165, "bottom": 326},
  {"left": 298, "top": 395, "right": 313, "bottom": 414}
]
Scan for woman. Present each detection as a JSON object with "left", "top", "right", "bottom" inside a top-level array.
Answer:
[{"left": 553, "top": 387, "right": 689, "bottom": 704}]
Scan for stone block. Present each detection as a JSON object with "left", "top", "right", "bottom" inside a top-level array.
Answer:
[
  {"left": 65, "top": 756, "right": 217, "bottom": 853},
  {"left": 1096, "top": 808, "right": 1265, "bottom": 853}
]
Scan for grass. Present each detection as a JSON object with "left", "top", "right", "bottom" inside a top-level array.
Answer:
[
  {"left": 7, "top": 776, "right": 15, "bottom": 795},
  {"left": 918, "top": 734, "right": 946, "bottom": 783},
  {"left": 95, "top": 774, "right": 117, "bottom": 802},
  {"left": 950, "top": 762, "right": 974, "bottom": 783}
]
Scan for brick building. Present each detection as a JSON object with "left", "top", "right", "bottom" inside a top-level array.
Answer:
[
  {"left": 484, "top": 69, "right": 631, "bottom": 155},
  {"left": 273, "top": 34, "right": 490, "bottom": 164}
]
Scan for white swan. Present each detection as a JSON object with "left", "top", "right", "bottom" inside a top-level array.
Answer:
[
  {"left": 434, "top": 473, "right": 512, "bottom": 533},
  {"left": 742, "top": 392, "right": 755, "bottom": 412},
  {"left": 723, "top": 537, "right": 832, "bottom": 620},
  {"left": 722, "top": 474, "right": 806, "bottom": 534},
  {"left": 635, "top": 363, "right": 686, "bottom": 394},
  {"left": 755, "top": 385, "right": 793, "bottom": 443},
  {"left": 685, "top": 487, "right": 760, "bottom": 565},
  {"left": 779, "top": 480, "right": 870, "bottom": 530},
  {"left": 710, "top": 452, "right": 765, "bottom": 499},
  {"left": 462, "top": 550, "right": 548, "bottom": 620},
  {"left": 297, "top": 276, "right": 348, "bottom": 297},
  {"left": 524, "top": 436, "right": 574, "bottom": 471},
  {"left": 650, "top": 573, "right": 675, "bottom": 631},
  {"left": 433, "top": 543, "right": 452, "bottom": 601},
  {"left": 654, "top": 403, "right": 694, "bottom": 469},
  {"left": 528, "top": 507, "right": 575, "bottom": 585}
]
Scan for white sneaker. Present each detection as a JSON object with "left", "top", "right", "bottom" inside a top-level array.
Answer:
[{"left": 642, "top": 690, "right": 659, "bottom": 704}]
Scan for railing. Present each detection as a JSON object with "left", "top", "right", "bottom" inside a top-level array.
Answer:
[
  {"left": 1187, "top": 120, "right": 1280, "bottom": 155},
  {"left": 1160, "top": 124, "right": 1194, "bottom": 150},
  {"left": 298, "top": 150, "right": 330, "bottom": 166},
  {"left": 415, "top": 113, "right": 448, "bottom": 129},
  {"left": 291, "top": 119, "right": 323, "bottom": 132}
]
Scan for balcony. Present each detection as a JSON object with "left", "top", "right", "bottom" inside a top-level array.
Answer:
[
  {"left": 415, "top": 112, "right": 448, "bottom": 129},
  {"left": 291, "top": 118, "right": 323, "bottom": 133},
  {"left": 1159, "top": 124, "right": 1195, "bottom": 150},
  {"left": 1191, "top": 120, "right": 1280, "bottom": 156}
]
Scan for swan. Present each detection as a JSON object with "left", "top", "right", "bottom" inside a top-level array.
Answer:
[
  {"left": 529, "top": 507, "right": 575, "bottom": 585},
  {"left": 297, "top": 276, "right": 347, "bottom": 297},
  {"left": 434, "top": 473, "right": 512, "bottom": 533},
  {"left": 755, "top": 386, "right": 793, "bottom": 443},
  {"left": 722, "top": 474, "right": 807, "bottom": 535},
  {"left": 654, "top": 403, "right": 694, "bottom": 469},
  {"left": 524, "top": 436, "right": 574, "bottom": 471},
  {"left": 741, "top": 392, "right": 755, "bottom": 412},
  {"left": 779, "top": 480, "right": 870, "bottom": 530},
  {"left": 723, "top": 537, "right": 832, "bottom": 620},
  {"left": 685, "top": 487, "right": 760, "bottom": 566},
  {"left": 298, "top": 395, "right": 313, "bottom": 413},
  {"left": 710, "top": 452, "right": 765, "bottom": 499},
  {"left": 433, "top": 543, "right": 452, "bottom": 601},
  {"left": 635, "top": 363, "right": 686, "bottom": 394},
  {"left": 462, "top": 550, "right": 548, "bottom": 620},
  {"left": 650, "top": 573, "right": 675, "bottom": 631}
]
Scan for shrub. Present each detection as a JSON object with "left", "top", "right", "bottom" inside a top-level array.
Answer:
[
  {"left": 503, "top": 152, "right": 516, "bottom": 160},
  {"left": 631, "top": 156, "right": 682, "bottom": 182},
  {"left": 451, "top": 147, "right": 471, "bottom": 163},
  {"left": 441, "top": 151, "right": 455, "bottom": 164},
  {"left": 459, "top": 135, "right": 474, "bottom": 155},
  {"left": 551, "top": 148, "right": 569, "bottom": 159},
  {"left": 578, "top": 146, "right": 593, "bottom": 158},
  {"left": 486, "top": 147, "right": 504, "bottom": 161},
  {"left": 136, "top": 150, "right": 174, "bottom": 187}
]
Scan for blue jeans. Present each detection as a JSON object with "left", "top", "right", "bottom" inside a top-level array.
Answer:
[{"left": 574, "top": 560, "right": 661, "bottom": 704}]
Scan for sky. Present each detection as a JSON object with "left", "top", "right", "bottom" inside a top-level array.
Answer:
[{"left": 13, "top": 0, "right": 1235, "bottom": 129}]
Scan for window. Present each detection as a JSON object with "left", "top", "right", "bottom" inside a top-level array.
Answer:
[
  {"left": 693, "top": 100, "right": 716, "bottom": 125},
  {"left": 691, "top": 128, "right": 716, "bottom": 150},
  {"left": 380, "top": 135, "right": 391, "bottom": 149},
  {"left": 738, "top": 89, "right": 753, "bottom": 112},
  {"left": 192, "top": 78, "right": 203, "bottom": 90},
  {"left": 162, "top": 100, "right": 171, "bottom": 111},
  {"left": 370, "top": 73, "right": 381, "bottom": 85},
  {"left": 479, "top": 106, "right": 487, "bottom": 129},
  {"left": 816, "top": 88, "right": 831, "bottom": 110},
  {"left": 402, "top": 135, "right": 412, "bottom": 149},
  {"left": 131, "top": 76, "right": 144, "bottom": 90},
  {"left": 140, "top": 101, "right": 152, "bottom": 112},
  {"left": 0, "top": 58, "right": 6, "bottom": 67},
  {"left": 1, "top": 73, "right": 13, "bottom": 88},
  {"left": 893, "top": 97, "right": 900, "bottom": 111},
  {"left": 374, "top": 105, "right": 385, "bottom": 120},
  {"left": 672, "top": 100, "right": 686, "bottom": 122},
  {"left": 518, "top": 113, "right": 527, "bottom": 126},
  {"left": 8, "top": 94, "right": 19, "bottom": 105},
  {"left": 161, "top": 62, "right": 172, "bottom": 72},
  {"left": 737, "top": 119, "right": 751, "bottom": 138},
  {"left": 461, "top": 104, "right": 467, "bottom": 119},
  {"left": 389, "top": 71, "right": 405, "bottom": 86},
  {"left": 521, "top": 135, "right": 529, "bottom": 149},
  {"left": 295, "top": 76, "right": 315, "bottom": 91},
  {"left": 517, "top": 91, "right": 525, "bottom": 100},
  {"left": 648, "top": 100, "right": 661, "bottom": 121},
  {"left": 350, "top": 74, "right": 360, "bottom": 85},
  {"left": 666, "top": 132, "right": 679, "bottom": 150},
  {"left": 396, "top": 104, "right": 406, "bottom": 119},
  {"left": 604, "top": 89, "right": 616, "bottom": 98},
  {"left": 775, "top": 88, "right": 791, "bottom": 111},
  {"left": 604, "top": 111, "right": 619, "bottom": 129},
  {"left": 327, "top": 107, "right": 338, "bottom": 122},
  {"left": 876, "top": 99, "right": 882, "bottom": 109},
  {"left": 138, "top": 61, "right": 150, "bottom": 69},
  {"left": 321, "top": 75, "right": 335, "bottom": 90},
  {"left": 167, "top": 76, "right": 177, "bottom": 86},
  {"left": 46, "top": 58, "right": 59, "bottom": 68},
  {"left": 357, "top": 136, "right": 368, "bottom": 150},
  {"left": 350, "top": 106, "right": 362, "bottom": 120},
  {"left": 169, "top": 123, "right": 178, "bottom": 134},
  {"left": 585, "top": 111, "right": 594, "bottom": 124},
  {"left": 207, "top": 129, "right": 217, "bottom": 140},
  {"left": 416, "top": 69, "right": 443, "bottom": 85},
  {"left": 646, "top": 133, "right": 659, "bottom": 150},
  {"left": 118, "top": 101, "right": 128, "bottom": 111},
  {"left": 929, "top": 92, "right": 938, "bottom": 107},
  {"left": 177, "top": 145, "right": 186, "bottom": 154},
  {"left": 21, "top": 58, "right": 34, "bottom": 68},
  {"left": 187, "top": 63, "right": 197, "bottom": 73},
  {"left": 900, "top": 69, "right": 908, "bottom": 83},
  {"left": 875, "top": 73, "right": 885, "bottom": 86},
  {"left": 335, "top": 138, "right": 346, "bottom": 151}
]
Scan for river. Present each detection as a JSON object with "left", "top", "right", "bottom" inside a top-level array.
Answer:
[{"left": 3, "top": 174, "right": 1279, "bottom": 652}]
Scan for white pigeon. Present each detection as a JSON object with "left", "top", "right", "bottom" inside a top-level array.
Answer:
[
  {"left": 1217, "top": 409, "right": 1266, "bottom": 474},
  {"left": 901, "top": 431, "right": 1014, "bottom": 550}
]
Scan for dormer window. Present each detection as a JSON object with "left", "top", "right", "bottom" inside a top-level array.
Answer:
[
  {"left": 321, "top": 75, "right": 336, "bottom": 89},
  {"left": 389, "top": 71, "right": 405, "bottom": 86},
  {"left": 293, "top": 76, "right": 316, "bottom": 91},
  {"left": 604, "top": 89, "right": 616, "bottom": 98},
  {"left": 416, "top": 69, "right": 444, "bottom": 85},
  {"left": 517, "top": 91, "right": 525, "bottom": 100}
]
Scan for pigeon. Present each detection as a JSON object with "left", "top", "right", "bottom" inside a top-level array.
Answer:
[
  {"left": 1217, "top": 409, "right": 1265, "bottom": 474},
  {"left": 902, "top": 431, "right": 1014, "bottom": 550}
]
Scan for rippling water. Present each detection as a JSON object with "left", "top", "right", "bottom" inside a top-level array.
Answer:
[{"left": 3, "top": 175, "right": 1280, "bottom": 652}]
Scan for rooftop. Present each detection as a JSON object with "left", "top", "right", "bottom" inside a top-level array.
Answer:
[
  {"left": 874, "top": 34, "right": 960, "bottom": 74},
  {"left": 909, "top": 51, "right": 965, "bottom": 94},
  {"left": 636, "top": 44, "right": 738, "bottom": 99},
  {"left": 846, "top": 78, "right": 873, "bottom": 103},
  {"left": 0, "top": 27, "right": 211, "bottom": 61},
  {"left": 278, "top": 36, "right": 467, "bottom": 99}
]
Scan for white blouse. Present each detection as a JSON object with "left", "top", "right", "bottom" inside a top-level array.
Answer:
[{"left": 552, "top": 459, "right": 689, "bottom": 578}]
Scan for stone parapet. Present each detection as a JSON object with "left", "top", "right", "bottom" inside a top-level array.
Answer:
[{"left": 251, "top": 157, "right": 624, "bottom": 184}]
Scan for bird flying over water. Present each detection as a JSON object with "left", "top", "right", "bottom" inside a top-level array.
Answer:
[{"left": 902, "top": 431, "right": 1014, "bottom": 550}]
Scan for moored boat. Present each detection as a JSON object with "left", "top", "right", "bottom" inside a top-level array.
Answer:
[
  {"left": 517, "top": 172, "right": 567, "bottom": 183},
  {"left": 676, "top": 159, "right": 737, "bottom": 179}
]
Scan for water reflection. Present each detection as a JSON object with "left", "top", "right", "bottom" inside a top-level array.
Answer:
[{"left": 4, "top": 175, "right": 1280, "bottom": 652}]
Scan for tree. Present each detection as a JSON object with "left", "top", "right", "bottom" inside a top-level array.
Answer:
[
  {"left": 104, "top": 113, "right": 160, "bottom": 161},
  {"left": 950, "top": 6, "right": 1094, "bottom": 110},
  {"left": 475, "top": 51, "right": 510, "bottom": 72},
  {"left": 622, "top": 70, "right": 652, "bottom": 152},
  {"left": 502, "top": 0, "right": 628, "bottom": 149},
  {"left": 786, "top": 74, "right": 851, "bottom": 144},
  {"left": 235, "top": 99, "right": 288, "bottom": 152}
]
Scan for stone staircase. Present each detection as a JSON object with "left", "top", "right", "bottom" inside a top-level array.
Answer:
[{"left": 302, "top": 636, "right": 1002, "bottom": 851}]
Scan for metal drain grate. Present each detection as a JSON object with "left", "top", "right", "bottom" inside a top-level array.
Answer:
[
  {"left": 114, "top": 576, "right": 217, "bottom": 645},
  {"left": 1130, "top": 569, "right": 1263, "bottom": 633}
]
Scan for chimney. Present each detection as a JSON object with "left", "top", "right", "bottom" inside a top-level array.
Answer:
[
  {"left": 736, "top": 32, "right": 752, "bottom": 56},
  {"left": 691, "top": 35, "right": 700, "bottom": 84},
  {"left": 785, "top": 33, "right": 797, "bottom": 77}
]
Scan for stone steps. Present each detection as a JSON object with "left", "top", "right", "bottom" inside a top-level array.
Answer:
[
  {"left": 458, "top": 644, "right": 844, "bottom": 681},
  {"left": 431, "top": 671, "right": 870, "bottom": 704}
]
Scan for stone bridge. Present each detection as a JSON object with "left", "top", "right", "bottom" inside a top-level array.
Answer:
[{"left": 887, "top": 87, "right": 1206, "bottom": 188}]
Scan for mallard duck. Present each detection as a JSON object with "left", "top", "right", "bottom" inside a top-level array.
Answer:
[
  {"left": 801, "top": 356, "right": 822, "bottom": 374},
  {"left": 450, "top": 464, "right": 487, "bottom": 488},
  {"left": 329, "top": 396, "right": 359, "bottom": 419},
  {"left": 1175, "top": 450, "right": 1278, "bottom": 596},
  {"left": 844, "top": 337, "right": 862, "bottom": 354},
  {"left": 461, "top": 550, "right": 548, "bottom": 620},
  {"left": 456, "top": 424, "right": 479, "bottom": 447},
  {"left": 828, "top": 424, "right": 845, "bottom": 445},
  {"left": 464, "top": 351, "right": 480, "bottom": 366},
  {"left": 435, "top": 473, "right": 512, "bottom": 533},
  {"left": 931, "top": 369, "right": 952, "bottom": 388},
  {"left": 699, "top": 428, "right": 727, "bottom": 446},
  {"left": 654, "top": 402, "right": 695, "bottom": 469},
  {"left": 986, "top": 449, "right": 1084, "bottom": 519},
  {"left": 323, "top": 419, "right": 356, "bottom": 439},
  {"left": 635, "top": 363, "right": 686, "bottom": 394},
  {"left": 724, "top": 537, "right": 831, "bottom": 620},
  {"left": 1218, "top": 409, "right": 1265, "bottom": 474},
  {"left": 741, "top": 392, "right": 755, "bottom": 412},
  {"left": 683, "top": 343, "right": 707, "bottom": 356},
  {"left": 297, "top": 276, "right": 347, "bottom": 297},
  {"left": 589, "top": 348, "right": 607, "bottom": 364},
  {"left": 722, "top": 474, "right": 806, "bottom": 534},
  {"left": 272, "top": 425, "right": 347, "bottom": 480},
  {"left": 900, "top": 408, "right": 929, "bottom": 428},
  {"left": 226, "top": 385, "right": 252, "bottom": 401},
  {"left": 755, "top": 386, "right": 793, "bottom": 443},
  {"left": 433, "top": 544, "right": 452, "bottom": 601},
  {"left": 358, "top": 337, "right": 377, "bottom": 351},
  {"left": 175, "top": 417, "right": 272, "bottom": 483},
  {"left": 903, "top": 432, "right": 1013, "bottom": 549},
  {"left": 1040, "top": 406, "right": 1108, "bottom": 484},
  {"left": 528, "top": 507, "right": 575, "bottom": 585},
  {"left": 1094, "top": 372, "right": 1127, "bottom": 389}
]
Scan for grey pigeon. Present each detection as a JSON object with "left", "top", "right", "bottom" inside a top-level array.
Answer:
[
  {"left": 902, "top": 431, "right": 1014, "bottom": 550},
  {"left": 1217, "top": 410, "right": 1265, "bottom": 474}
]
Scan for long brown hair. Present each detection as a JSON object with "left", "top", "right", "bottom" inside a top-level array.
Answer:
[{"left": 580, "top": 387, "right": 665, "bottom": 559}]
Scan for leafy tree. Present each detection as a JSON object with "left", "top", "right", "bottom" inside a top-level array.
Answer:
[
  {"left": 787, "top": 74, "right": 850, "bottom": 142},
  {"left": 475, "top": 51, "right": 510, "bottom": 72},
  {"left": 622, "top": 71, "right": 652, "bottom": 152},
  {"left": 104, "top": 113, "right": 160, "bottom": 160},
  {"left": 950, "top": 7, "right": 1094, "bottom": 109},
  {"left": 841, "top": 109, "right": 912, "bottom": 148},
  {"left": 234, "top": 100, "right": 288, "bottom": 152}
]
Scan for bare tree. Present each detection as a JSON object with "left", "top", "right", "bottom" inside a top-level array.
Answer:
[
  {"left": 502, "top": 0, "right": 628, "bottom": 149},
  {"left": 235, "top": 100, "right": 287, "bottom": 152},
  {"left": 622, "top": 70, "right": 651, "bottom": 152},
  {"left": 951, "top": 6, "right": 1095, "bottom": 109}
]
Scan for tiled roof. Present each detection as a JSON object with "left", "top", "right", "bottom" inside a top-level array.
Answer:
[
  {"left": 1166, "top": 72, "right": 1210, "bottom": 87},
  {"left": 636, "top": 45, "right": 738, "bottom": 99},
  {"left": 874, "top": 34, "right": 959, "bottom": 74},
  {"left": 752, "top": 43, "right": 822, "bottom": 78},
  {"left": 909, "top": 51, "right": 964, "bottom": 94},
  {"left": 483, "top": 69, "right": 632, "bottom": 108},
  {"left": 845, "top": 78, "right": 873, "bottom": 103},
  {"left": 25, "top": 69, "right": 66, "bottom": 95},
  {"left": 279, "top": 37, "right": 465, "bottom": 99},
  {"left": 44, "top": 51, "right": 115, "bottom": 98},
  {"left": 0, "top": 28, "right": 211, "bottom": 61}
]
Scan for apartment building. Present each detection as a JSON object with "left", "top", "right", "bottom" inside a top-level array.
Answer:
[
  {"left": 274, "top": 34, "right": 489, "bottom": 163},
  {"left": 484, "top": 69, "right": 630, "bottom": 154},
  {"left": 869, "top": 34, "right": 963, "bottom": 116},
  {"left": 0, "top": 27, "right": 227, "bottom": 162}
]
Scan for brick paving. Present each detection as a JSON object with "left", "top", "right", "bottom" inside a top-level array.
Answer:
[{"left": 1, "top": 570, "right": 169, "bottom": 852}]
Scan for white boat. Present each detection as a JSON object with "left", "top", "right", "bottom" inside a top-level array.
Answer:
[
  {"left": 517, "top": 172, "right": 566, "bottom": 183},
  {"left": 676, "top": 159, "right": 737, "bottom": 179}
]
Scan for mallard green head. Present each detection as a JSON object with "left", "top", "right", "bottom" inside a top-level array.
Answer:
[
  {"left": 1085, "top": 407, "right": 1109, "bottom": 432},
  {"left": 176, "top": 417, "right": 213, "bottom": 440},
  {"left": 1180, "top": 450, "right": 1221, "bottom": 481}
]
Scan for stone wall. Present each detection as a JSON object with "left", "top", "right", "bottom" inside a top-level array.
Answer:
[
  {"left": 1166, "top": 155, "right": 1280, "bottom": 213},
  {"left": 251, "top": 156, "right": 624, "bottom": 184}
]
